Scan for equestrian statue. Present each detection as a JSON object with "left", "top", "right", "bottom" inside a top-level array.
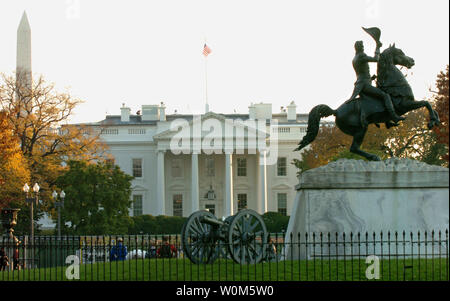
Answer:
[{"left": 295, "top": 27, "right": 440, "bottom": 161}]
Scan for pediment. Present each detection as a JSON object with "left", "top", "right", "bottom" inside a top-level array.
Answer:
[
  {"left": 271, "top": 183, "right": 292, "bottom": 190},
  {"left": 168, "top": 183, "right": 186, "bottom": 191},
  {"left": 154, "top": 112, "right": 269, "bottom": 140},
  {"left": 234, "top": 183, "right": 250, "bottom": 190},
  {"left": 132, "top": 185, "right": 148, "bottom": 191}
]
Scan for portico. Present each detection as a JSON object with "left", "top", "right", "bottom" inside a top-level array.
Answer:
[{"left": 153, "top": 112, "right": 269, "bottom": 218}]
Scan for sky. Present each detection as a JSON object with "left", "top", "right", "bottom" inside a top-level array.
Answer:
[{"left": 0, "top": 0, "right": 449, "bottom": 124}]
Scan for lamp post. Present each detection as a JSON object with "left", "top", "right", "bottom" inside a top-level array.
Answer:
[
  {"left": 23, "top": 183, "right": 39, "bottom": 241},
  {"left": 52, "top": 190, "right": 65, "bottom": 237}
]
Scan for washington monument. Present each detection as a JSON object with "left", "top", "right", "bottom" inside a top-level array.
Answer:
[{"left": 16, "top": 11, "right": 32, "bottom": 89}]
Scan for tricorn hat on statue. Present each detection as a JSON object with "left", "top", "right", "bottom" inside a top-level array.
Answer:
[{"left": 362, "top": 27, "right": 381, "bottom": 45}]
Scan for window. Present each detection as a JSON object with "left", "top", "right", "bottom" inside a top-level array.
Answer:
[
  {"left": 277, "top": 157, "right": 287, "bottom": 176},
  {"left": 237, "top": 194, "right": 247, "bottom": 211},
  {"left": 277, "top": 193, "right": 287, "bottom": 216},
  {"left": 100, "top": 128, "right": 119, "bottom": 135},
  {"left": 171, "top": 159, "right": 183, "bottom": 178},
  {"left": 173, "top": 194, "right": 183, "bottom": 217},
  {"left": 205, "top": 204, "right": 215, "bottom": 215},
  {"left": 128, "top": 128, "right": 146, "bottom": 135},
  {"left": 133, "top": 195, "right": 143, "bottom": 216},
  {"left": 206, "top": 158, "right": 215, "bottom": 177},
  {"left": 132, "top": 158, "right": 143, "bottom": 178},
  {"left": 237, "top": 158, "right": 247, "bottom": 177},
  {"left": 273, "top": 127, "right": 290, "bottom": 133}
]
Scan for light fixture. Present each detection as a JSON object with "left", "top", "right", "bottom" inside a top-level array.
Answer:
[
  {"left": 206, "top": 185, "right": 216, "bottom": 201},
  {"left": 52, "top": 190, "right": 58, "bottom": 199},
  {"left": 60, "top": 190, "right": 65, "bottom": 199},
  {"left": 33, "top": 183, "right": 40, "bottom": 193},
  {"left": 23, "top": 183, "right": 30, "bottom": 193}
]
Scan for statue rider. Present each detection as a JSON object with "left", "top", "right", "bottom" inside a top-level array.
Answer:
[{"left": 345, "top": 31, "right": 405, "bottom": 128}]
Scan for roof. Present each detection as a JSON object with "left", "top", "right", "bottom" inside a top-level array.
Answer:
[{"left": 81, "top": 112, "right": 311, "bottom": 127}]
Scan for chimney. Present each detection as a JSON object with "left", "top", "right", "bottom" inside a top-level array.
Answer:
[
  {"left": 248, "top": 103, "right": 256, "bottom": 120},
  {"left": 159, "top": 102, "right": 166, "bottom": 121},
  {"left": 141, "top": 105, "right": 159, "bottom": 121},
  {"left": 120, "top": 103, "right": 131, "bottom": 122},
  {"left": 287, "top": 101, "right": 297, "bottom": 122},
  {"left": 254, "top": 103, "right": 272, "bottom": 120}
]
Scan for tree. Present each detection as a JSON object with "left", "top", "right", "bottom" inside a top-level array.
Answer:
[
  {"left": 431, "top": 65, "right": 449, "bottom": 166},
  {"left": 0, "top": 72, "right": 109, "bottom": 233},
  {"left": 262, "top": 212, "right": 290, "bottom": 233},
  {"left": 128, "top": 215, "right": 187, "bottom": 235},
  {"left": 0, "top": 72, "right": 109, "bottom": 191},
  {"left": 56, "top": 160, "right": 133, "bottom": 235},
  {"left": 0, "top": 111, "right": 30, "bottom": 208}
]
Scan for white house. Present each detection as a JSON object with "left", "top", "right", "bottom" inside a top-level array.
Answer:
[{"left": 79, "top": 102, "right": 329, "bottom": 219}]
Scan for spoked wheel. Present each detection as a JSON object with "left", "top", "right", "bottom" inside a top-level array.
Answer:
[
  {"left": 181, "top": 210, "right": 218, "bottom": 264},
  {"left": 227, "top": 209, "right": 268, "bottom": 264}
]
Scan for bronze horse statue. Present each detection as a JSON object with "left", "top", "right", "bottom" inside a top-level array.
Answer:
[{"left": 295, "top": 45, "right": 440, "bottom": 161}]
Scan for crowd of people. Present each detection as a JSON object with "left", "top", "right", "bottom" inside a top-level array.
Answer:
[{"left": 109, "top": 236, "right": 178, "bottom": 261}]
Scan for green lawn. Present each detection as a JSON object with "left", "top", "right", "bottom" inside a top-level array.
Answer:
[{"left": 1, "top": 257, "right": 448, "bottom": 281}]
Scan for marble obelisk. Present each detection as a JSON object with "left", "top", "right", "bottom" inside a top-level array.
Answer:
[{"left": 16, "top": 11, "right": 32, "bottom": 90}]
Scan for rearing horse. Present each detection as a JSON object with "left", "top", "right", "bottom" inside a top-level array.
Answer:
[{"left": 295, "top": 45, "right": 440, "bottom": 161}]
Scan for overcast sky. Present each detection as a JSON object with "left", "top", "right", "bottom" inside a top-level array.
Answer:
[{"left": 0, "top": 0, "right": 448, "bottom": 124}]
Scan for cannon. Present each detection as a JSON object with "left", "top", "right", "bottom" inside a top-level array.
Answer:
[{"left": 181, "top": 209, "right": 268, "bottom": 264}]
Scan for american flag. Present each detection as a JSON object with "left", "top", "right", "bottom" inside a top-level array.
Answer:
[{"left": 203, "top": 43, "right": 212, "bottom": 57}]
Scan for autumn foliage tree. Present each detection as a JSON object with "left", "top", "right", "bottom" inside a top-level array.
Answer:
[
  {"left": 431, "top": 65, "right": 449, "bottom": 166},
  {"left": 0, "top": 111, "right": 30, "bottom": 208},
  {"left": 0, "top": 72, "right": 109, "bottom": 234}
]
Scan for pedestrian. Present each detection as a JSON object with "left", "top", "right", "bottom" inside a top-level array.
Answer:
[
  {"left": 0, "top": 247, "right": 9, "bottom": 271},
  {"left": 157, "top": 236, "right": 177, "bottom": 258},
  {"left": 13, "top": 243, "right": 20, "bottom": 270},
  {"left": 110, "top": 237, "right": 128, "bottom": 261},
  {"left": 146, "top": 238, "right": 157, "bottom": 259}
]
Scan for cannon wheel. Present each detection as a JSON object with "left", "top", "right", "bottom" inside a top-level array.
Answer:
[
  {"left": 227, "top": 209, "right": 268, "bottom": 264},
  {"left": 181, "top": 210, "right": 218, "bottom": 264}
]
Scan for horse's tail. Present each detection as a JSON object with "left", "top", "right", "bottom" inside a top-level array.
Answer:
[{"left": 295, "top": 104, "right": 336, "bottom": 151}]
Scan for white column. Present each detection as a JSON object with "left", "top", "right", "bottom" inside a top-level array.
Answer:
[
  {"left": 258, "top": 150, "right": 268, "bottom": 213},
  {"left": 191, "top": 152, "right": 200, "bottom": 213},
  {"left": 224, "top": 153, "right": 234, "bottom": 217},
  {"left": 256, "top": 154, "right": 261, "bottom": 214},
  {"left": 156, "top": 150, "right": 166, "bottom": 215}
]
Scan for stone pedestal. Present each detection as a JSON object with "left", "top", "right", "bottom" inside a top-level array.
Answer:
[{"left": 284, "top": 159, "right": 449, "bottom": 260}]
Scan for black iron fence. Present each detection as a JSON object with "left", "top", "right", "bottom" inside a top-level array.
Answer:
[{"left": 0, "top": 230, "right": 448, "bottom": 281}]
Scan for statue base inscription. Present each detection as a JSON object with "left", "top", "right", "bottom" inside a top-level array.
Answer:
[{"left": 284, "top": 158, "right": 449, "bottom": 260}]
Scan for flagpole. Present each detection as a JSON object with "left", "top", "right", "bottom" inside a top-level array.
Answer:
[
  {"left": 205, "top": 53, "right": 209, "bottom": 113},
  {"left": 204, "top": 38, "right": 209, "bottom": 113}
]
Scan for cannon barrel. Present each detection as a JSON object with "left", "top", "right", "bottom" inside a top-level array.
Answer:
[{"left": 201, "top": 216, "right": 224, "bottom": 227}]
